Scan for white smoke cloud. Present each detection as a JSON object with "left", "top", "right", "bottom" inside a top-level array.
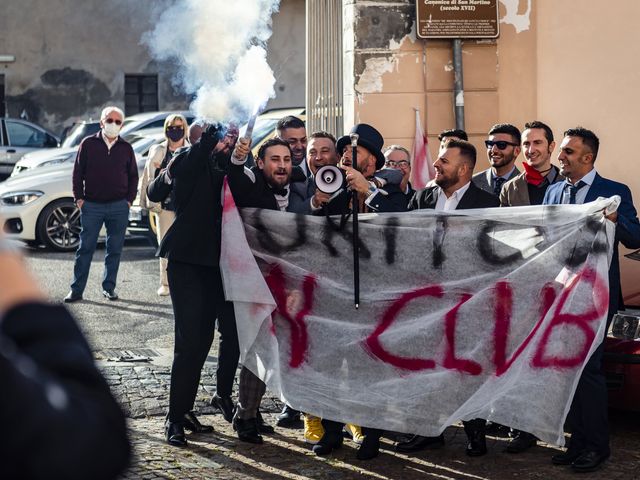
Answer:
[{"left": 143, "top": 0, "right": 280, "bottom": 123}]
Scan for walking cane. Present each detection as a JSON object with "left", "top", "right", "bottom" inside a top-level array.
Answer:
[{"left": 350, "top": 133, "right": 360, "bottom": 309}]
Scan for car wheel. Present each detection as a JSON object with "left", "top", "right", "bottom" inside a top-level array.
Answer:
[{"left": 36, "top": 199, "right": 81, "bottom": 252}]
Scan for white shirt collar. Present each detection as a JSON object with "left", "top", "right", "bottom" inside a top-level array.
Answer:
[
  {"left": 435, "top": 181, "right": 471, "bottom": 211},
  {"left": 567, "top": 168, "right": 597, "bottom": 186}
]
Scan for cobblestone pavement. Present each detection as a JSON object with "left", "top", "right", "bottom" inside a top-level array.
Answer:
[
  {"left": 24, "top": 246, "right": 640, "bottom": 478},
  {"left": 103, "top": 359, "right": 640, "bottom": 480}
]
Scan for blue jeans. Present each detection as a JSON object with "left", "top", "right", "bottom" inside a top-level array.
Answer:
[{"left": 70, "top": 199, "right": 129, "bottom": 294}]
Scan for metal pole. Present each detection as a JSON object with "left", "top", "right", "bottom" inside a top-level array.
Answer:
[
  {"left": 350, "top": 133, "right": 360, "bottom": 309},
  {"left": 452, "top": 39, "right": 465, "bottom": 131}
]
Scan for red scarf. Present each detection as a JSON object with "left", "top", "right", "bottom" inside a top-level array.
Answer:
[{"left": 522, "top": 162, "right": 551, "bottom": 186}]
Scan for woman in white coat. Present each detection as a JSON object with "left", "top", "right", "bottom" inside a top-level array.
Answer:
[{"left": 139, "top": 114, "right": 189, "bottom": 296}]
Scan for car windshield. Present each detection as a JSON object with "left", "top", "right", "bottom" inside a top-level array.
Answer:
[{"left": 61, "top": 123, "right": 101, "bottom": 148}]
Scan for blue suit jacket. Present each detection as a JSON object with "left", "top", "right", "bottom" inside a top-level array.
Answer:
[{"left": 543, "top": 172, "right": 640, "bottom": 312}]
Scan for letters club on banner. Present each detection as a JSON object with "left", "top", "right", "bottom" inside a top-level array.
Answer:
[{"left": 220, "top": 181, "right": 619, "bottom": 446}]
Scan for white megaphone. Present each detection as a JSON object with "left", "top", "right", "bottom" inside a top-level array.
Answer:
[{"left": 315, "top": 165, "right": 346, "bottom": 194}]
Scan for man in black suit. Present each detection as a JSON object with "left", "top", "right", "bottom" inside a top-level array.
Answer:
[
  {"left": 311, "top": 124, "right": 408, "bottom": 461},
  {"left": 544, "top": 127, "right": 640, "bottom": 472},
  {"left": 147, "top": 124, "right": 241, "bottom": 447},
  {"left": 0, "top": 237, "right": 130, "bottom": 479},
  {"left": 408, "top": 139, "right": 500, "bottom": 211},
  {"left": 397, "top": 139, "right": 499, "bottom": 457},
  {"left": 323, "top": 123, "right": 408, "bottom": 216}
]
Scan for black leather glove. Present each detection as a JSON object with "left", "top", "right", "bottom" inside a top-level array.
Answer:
[{"left": 200, "top": 123, "right": 224, "bottom": 151}]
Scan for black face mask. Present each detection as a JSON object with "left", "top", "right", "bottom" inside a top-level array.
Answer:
[{"left": 166, "top": 128, "right": 184, "bottom": 142}]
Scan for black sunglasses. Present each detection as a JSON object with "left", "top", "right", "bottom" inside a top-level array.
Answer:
[
  {"left": 166, "top": 125, "right": 184, "bottom": 131},
  {"left": 485, "top": 140, "right": 518, "bottom": 150},
  {"left": 104, "top": 118, "right": 123, "bottom": 125}
]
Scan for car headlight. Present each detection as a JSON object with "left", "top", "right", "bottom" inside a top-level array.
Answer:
[
  {"left": 0, "top": 191, "right": 45, "bottom": 206},
  {"left": 608, "top": 313, "right": 640, "bottom": 340},
  {"left": 39, "top": 153, "right": 77, "bottom": 168}
]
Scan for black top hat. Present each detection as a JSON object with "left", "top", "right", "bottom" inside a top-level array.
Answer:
[{"left": 336, "top": 123, "right": 386, "bottom": 170}]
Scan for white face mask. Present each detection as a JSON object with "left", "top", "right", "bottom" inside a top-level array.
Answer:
[{"left": 103, "top": 121, "right": 121, "bottom": 138}]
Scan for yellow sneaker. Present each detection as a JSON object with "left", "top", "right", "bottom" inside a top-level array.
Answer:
[
  {"left": 304, "top": 414, "right": 324, "bottom": 444},
  {"left": 345, "top": 424, "right": 365, "bottom": 445}
]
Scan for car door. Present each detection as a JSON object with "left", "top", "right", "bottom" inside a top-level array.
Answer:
[
  {"left": 1, "top": 119, "right": 58, "bottom": 178},
  {"left": 0, "top": 119, "right": 9, "bottom": 177}
]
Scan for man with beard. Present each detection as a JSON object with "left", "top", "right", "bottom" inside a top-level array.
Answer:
[
  {"left": 500, "top": 121, "right": 564, "bottom": 208},
  {"left": 473, "top": 123, "right": 521, "bottom": 197},
  {"left": 323, "top": 123, "right": 408, "bottom": 216},
  {"left": 277, "top": 115, "right": 308, "bottom": 175},
  {"left": 311, "top": 124, "right": 407, "bottom": 461},
  {"left": 544, "top": 127, "right": 640, "bottom": 473},
  {"left": 147, "top": 124, "right": 244, "bottom": 447},
  {"left": 226, "top": 137, "right": 311, "bottom": 442},
  {"left": 397, "top": 139, "right": 499, "bottom": 457}
]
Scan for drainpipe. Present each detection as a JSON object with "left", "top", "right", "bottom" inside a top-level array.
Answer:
[{"left": 452, "top": 39, "right": 465, "bottom": 131}]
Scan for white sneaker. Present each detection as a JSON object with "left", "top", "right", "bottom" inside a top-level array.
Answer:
[{"left": 157, "top": 285, "right": 170, "bottom": 296}]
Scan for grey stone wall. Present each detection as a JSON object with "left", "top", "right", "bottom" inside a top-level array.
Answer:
[{"left": 0, "top": 0, "right": 304, "bottom": 134}]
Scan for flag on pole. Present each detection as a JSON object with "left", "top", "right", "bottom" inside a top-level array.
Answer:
[{"left": 410, "top": 108, "right": 435, "bottom": 189}]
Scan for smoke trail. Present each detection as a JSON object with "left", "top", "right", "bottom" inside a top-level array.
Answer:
[{"left": 143, "top": 0, "right": 280, "bottom": 123}]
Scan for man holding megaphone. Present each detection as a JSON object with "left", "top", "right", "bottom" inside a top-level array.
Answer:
[{"left": 320, "top": 124, "right": 408, "bottom": 216}]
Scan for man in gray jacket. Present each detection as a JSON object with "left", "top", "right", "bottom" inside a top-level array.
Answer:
[{"left": 472, "top": 123, "right": 521, "bottom": 197}]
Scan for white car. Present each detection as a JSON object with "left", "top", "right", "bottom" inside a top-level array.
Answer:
[
  {"left": 11, "top": 133, "right": 163, "bottom": 177},
  {"left": 0, "top": 118, "right": 60, "bottom": 180},
  {"left": 0, "top": 162, "right": 79, "bottom": 251},
  {"left": 0, "top": 134, "right": 164, "bottom": 251}
]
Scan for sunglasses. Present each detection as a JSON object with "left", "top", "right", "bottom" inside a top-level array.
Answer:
[
  {"left": 485, "top": 140, "right": 518, "bottom": 150},
  {"left": 385, "top": 160, "right": 409, "bottom": 167},
  {"left": 104, "top": 118, "right": 123, "bottom": 125},
  {"left": 166, "top": 125, "right": 184, "bottom": 131}
]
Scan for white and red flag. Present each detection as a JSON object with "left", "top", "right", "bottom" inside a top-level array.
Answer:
[{"left": 409, "top": 108, "right": 435, "bottom": 189}]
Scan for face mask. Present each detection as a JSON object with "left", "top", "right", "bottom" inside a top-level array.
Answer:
[
  {"left": 103, "top": 122, "right": 121, "bottom": 138},
  {"left": 166, "top": 128, "right": 184, "bottom": 142}
]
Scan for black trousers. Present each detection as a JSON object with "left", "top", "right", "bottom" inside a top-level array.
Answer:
[
  {"left": 166, "top": 260, "right": 239, "bottom": 422},
  {"left": 566, "top": 341, "right": 609, "bottom": 453}
]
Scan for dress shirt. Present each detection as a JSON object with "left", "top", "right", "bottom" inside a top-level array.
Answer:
[
  {"left": 435, "top": 181, "right": 471, "bottom": 211},
  {"left": 561, "top": 168, "right": 597, "bottom": 204}
]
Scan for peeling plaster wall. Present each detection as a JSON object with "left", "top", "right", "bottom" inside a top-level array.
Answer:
[
  {"left": 343, "top": 0, "right": 537, "bottom": 157},
  {"left": 0, "top": 0, "right": 304, "bottom": 134},
  {"left": 343, "top": 0, "right": 419, "bottom": 146}
]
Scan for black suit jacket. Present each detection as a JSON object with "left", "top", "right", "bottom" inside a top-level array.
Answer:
[
  {"left": 408, "top": 181, "right": 500, "bottom": 210},
  {"left": 147, "top": 141, "right": 226, "bottom": 266},
  {"left": 1, "top": 303, "right": 130, "bottom": 479},
  {"left": 323, "top": 183, "right": 409, "bottom": 215},
  {"left": 227, "top": 161, "right": 306, "bottom": 211}
]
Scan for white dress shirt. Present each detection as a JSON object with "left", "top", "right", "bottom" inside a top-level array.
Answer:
[
  {"left": 561, "top": 168, "right": 597, "bottom": 204},
  {"left": 435, "top": 181, "right": 471, "bottom": 211}
]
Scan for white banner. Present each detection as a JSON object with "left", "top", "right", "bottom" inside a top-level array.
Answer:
[{"left": 220, "top": 181, "right": 619, "bottom": 446}]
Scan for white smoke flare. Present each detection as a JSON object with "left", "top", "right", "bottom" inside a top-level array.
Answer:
[{"left": 143, "top": 0, "right": 280, "bottom": 123}]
